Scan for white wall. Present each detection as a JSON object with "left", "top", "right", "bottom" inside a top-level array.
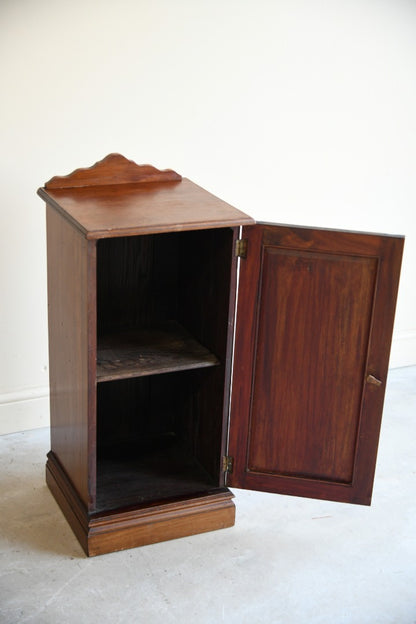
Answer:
[{"left": 1, "top": 0, "right": 415, "bottom": 434}]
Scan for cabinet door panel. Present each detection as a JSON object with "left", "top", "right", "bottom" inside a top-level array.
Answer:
[{"left": 228, "top": 224, "right": 403, "bottom": 504}]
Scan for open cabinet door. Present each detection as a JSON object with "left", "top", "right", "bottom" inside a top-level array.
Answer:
[{"left": 228, "top": 223, "right": 403, "bottom": 504}]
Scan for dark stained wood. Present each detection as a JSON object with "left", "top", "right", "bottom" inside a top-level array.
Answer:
[
  {"left": 87, "top": 239, "right": 97, "bottom": 508},
  {"left": 46, "top": 452, "right": 89, "bottom": 554},
  {"left": 88, "top": 490, "right": 235, "bottom": 557},
  {"left": 88, "top": 492, "right": 235, "bottom": 557},
  {"left": 177, "top": 227, "right": 238, "bottom": 483},
  {"left": 46, "top": 451, "right": 235, "bottom": 557},
  {"left": 96, "top": 234, "right": 176, "bottom": 335},
  {"left": 97, "top": 321, "right": 219, "bottom": 382},
  {"left": 46, "top": 206, "right": 95, "bottom": 509},
  {"left": 96, "top": 376, "right": 171, "bottom": 457},
  {"left": 96, "top": 434, "right": 218, "bottom": 512},
  {"left": 219, "top": 227, "right": 240, "bottom": 484},
  {"left": 37, "top": 176, "right": 254, "bottom": 239},
  {"left": 44, "top": 153, "right": 181, "bottom": 189},
  {"left": 96, "top": 228, "right": 237, "bottom": 488},
  {"left": 229, "top": 223, "right": 404, "bottom": 505},
  {"left": 94, "top": 369, "right": 222, "bottom": 509},
  {"left": 42, "top": 154, "right": 404, "bottom": 557}
]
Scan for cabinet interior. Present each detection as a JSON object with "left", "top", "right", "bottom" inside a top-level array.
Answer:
[{"left": 95, "top": 228, "right": 234, "bottom": 512}]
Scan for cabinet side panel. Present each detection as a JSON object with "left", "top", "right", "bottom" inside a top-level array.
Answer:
[{"left": 46, "top": 205, "right": 91, "bottom": 507}]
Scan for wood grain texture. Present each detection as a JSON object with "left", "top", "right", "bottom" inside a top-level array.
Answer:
[
  {"left": 46, "top": 452, "right": 234, "bottom": 557},
  {"left": 46, "top": 206, "right": 95, "bottom": 509},
  {"left": 87, "top": 239, "right": 97, "bottom": 507},
  {"left": 46, "top": 452, "right": 89, "bottom": 554},
  {"left": 219, "top": 227, "right": 240, "bottom": 485},
  {"left": 96, "top": 228, "right": 236, "bottom": 488},
  {"left": 96, "top": 434, "right": 218, "bottom": 512},
  {"left": 97, "top": 322, "right": 219, "bottom": 382},
  {"left": 44, "top": 153, "right": 181, "bottom": 189},
  {"left": 87, "top": 490, "right": 235, "bottom": 557},
  {"left": 95, "top": 371, "right": 219, "bottom": 511},
  {"left": 229, "top": 223, "right": 403, "bottom": 505},
  {"left": 248, "top": 247, "right": 377, "bottom": 482},
  {"left": 96, "top": 234, "right": 170, "bottom": 335},
  {"left": 176, "top": 227, "right": 238, "bottom": 483},
  {"left": 37, "top": 178, "right": 254, "bottom": 239}
]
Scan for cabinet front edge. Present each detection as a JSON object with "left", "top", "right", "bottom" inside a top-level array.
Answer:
[{"left": 84, "top": 218, "right": 255, "bottom": 239}]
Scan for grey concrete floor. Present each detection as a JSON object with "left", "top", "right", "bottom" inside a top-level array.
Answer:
[{"left": 1, "top": 367, "right": 415, "bottom": 624}]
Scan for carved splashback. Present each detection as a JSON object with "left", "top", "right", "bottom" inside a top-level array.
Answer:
[{"left": 44, "top": 153, "right": 182, "bottom": 189}]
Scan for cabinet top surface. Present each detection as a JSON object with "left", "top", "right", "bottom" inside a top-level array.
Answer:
[{"left": 39, "top": 177, "right": 254, "bottom": 239}]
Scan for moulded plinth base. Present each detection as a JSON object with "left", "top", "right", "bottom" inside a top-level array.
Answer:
[{"left": 45, "top": 452, "right": 235, "bottom": 557}]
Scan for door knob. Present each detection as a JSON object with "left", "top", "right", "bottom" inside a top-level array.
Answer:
[{"left": 366, "top": 374, "right": 382, "bottom": 387}]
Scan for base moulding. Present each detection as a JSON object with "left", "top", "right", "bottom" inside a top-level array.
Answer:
[{"left": 46, "top": 452, "right": 236, "bottom": 556}]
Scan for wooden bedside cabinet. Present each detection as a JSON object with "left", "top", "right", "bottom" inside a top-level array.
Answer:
[{"left": 38, "top": 154, "right": 403, "bottom": 556}]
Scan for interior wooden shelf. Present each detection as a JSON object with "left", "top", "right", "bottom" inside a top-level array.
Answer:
[{"left": 96, "top": 321, "right": 219, "bottom": 382}]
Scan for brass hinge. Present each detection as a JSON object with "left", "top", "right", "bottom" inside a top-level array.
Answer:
[
  {"left": 235, "top": 238, "right": 248, "bottom": 259},
  {"left": 222, "top": 455, "right": 234, "bottom": 473}
]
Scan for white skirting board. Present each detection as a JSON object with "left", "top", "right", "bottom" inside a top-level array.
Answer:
[
  {"left": 0, "top": 387, "right": 49, "bottom": 435},
  {"left": 388, "top": 330, "right": 416, "bottom": 370},
  {"left": 0, "top": 331, "right": 415, "bottom": 435}
]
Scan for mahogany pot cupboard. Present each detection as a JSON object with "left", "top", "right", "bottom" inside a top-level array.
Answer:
[{"left": 38, "top": 154, "right": 404, "bottom": 556}]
